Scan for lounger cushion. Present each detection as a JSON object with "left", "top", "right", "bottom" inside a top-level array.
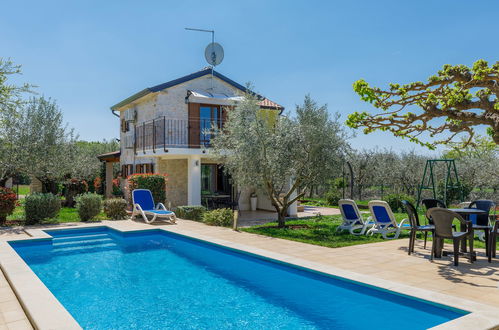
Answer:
[
  {"left": 133, "top": 190, "right": 155, "bottom": 210},
  {"left": 372, "top": 206, "right": 391, "bottom": 223},
  {"left": 341, "top": 204, "right": 358, "bottom": 220},
  {"left": 144, "top": 210, "right": 174, "bottom": 215}
]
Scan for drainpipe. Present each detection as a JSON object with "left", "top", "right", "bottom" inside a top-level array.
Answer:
[{"left": 111, "top": 109, "right": 120, "bottom": 118}]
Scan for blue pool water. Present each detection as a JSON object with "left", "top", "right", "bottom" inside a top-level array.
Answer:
[{"left": 10, "top": 227, "right": 466, "bottom": 329}]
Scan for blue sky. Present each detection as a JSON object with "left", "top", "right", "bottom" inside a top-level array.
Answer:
[{"left": 2, "top": 0, "right": 498, "bottom": 153}]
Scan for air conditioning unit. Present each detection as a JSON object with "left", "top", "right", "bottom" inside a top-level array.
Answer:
[{"left": 124, "top": 107, "right": 136, "bottom": 122}]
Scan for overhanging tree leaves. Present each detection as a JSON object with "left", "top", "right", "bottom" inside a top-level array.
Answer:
[
  {"left": 212, "top": 93, "right": 349, "bottom": 228},
  {"left": 0, "top": 58, "right": 34, "bottom": 185},
  {"left": 347, "top": 60, "right": 499, "bottom": 148}
]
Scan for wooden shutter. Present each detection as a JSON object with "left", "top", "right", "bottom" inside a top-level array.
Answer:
[
  {"left": 188, "top": 103, "right": 200, "bottom": 148},
  {"left": 145, "top": 163, "right": 154, "bottom": 173}
]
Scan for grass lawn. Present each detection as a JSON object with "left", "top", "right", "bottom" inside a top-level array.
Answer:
[
  {"left": 12, "top": 185, "right": 30, "bottom": 195},
  {"left": 300, "top": 197, "right": 331, "bottom": 207},
  {"left": 300, "top": 198, "right": 370, "bottom": 208},
  {"left": 243, "top": 214, "right": 491, "bottom": 250},
  {"left": 7, "top": 204, "right": 107, "bottom": 224}
]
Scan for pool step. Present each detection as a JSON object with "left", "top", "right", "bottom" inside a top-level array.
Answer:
[
  {"left": 52, "top": 242, "right": 119, "bottom": 255},
  {"left": 53, "top": 237, "right": 114, "bottom": 249},
  {"left": 51, "top": 234, "right": 119, "bottom": 256},
  {"left": 51, "top": 233, "right": 110, "bottom": 243}
]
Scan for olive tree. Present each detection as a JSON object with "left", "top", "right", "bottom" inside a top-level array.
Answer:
[
  {"left": 0, "top": 58, "right": 34, "bottom": 185},
  {"left": 348, "top": 60, "right": 499, "bottom": 148},
  {"left": 71, "top": 140, "right": 119, "bottom": 180},
  {"left": 17, "top": 97, "right": 77, "bottom": 193},
  {"left": 212, "top": 93, "right": 349, "bottom": 227}
]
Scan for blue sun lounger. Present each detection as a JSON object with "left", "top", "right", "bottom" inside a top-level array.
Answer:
[{"left": 131, "top": 189, "right": 176, "bottom": 224}]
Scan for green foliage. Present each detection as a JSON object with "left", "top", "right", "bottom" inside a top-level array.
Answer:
[
  {"left": 325, "top": 191, "right": 341, "bottom": 206},
  {"left": 176, "top": 205, "right": 206, "bottom": 221},
  {"left": 62, "top": 178, "right": 89, "bottom": 207},
  {"left": 112, "top": 178, "right": 124, "bottom": 197},
  {"left": 25, "top": 193, "right": 61, "bottom": 225},
  {"left": 202, "top": 208, "right": 233, "bottom": 227},
  {"left": 211, "top": 92, "right": 349, "bottom": 227},
  {"left": 75, "top": 193, "right": 102, "bottom": 221},
  {"left": 103, "top": 198, "right": 128, "bottom": 220},
  {"left": 383, "top": 193, "right": 415, "bottom": 213},
  {"left": 243, "top": 215, "right": 409, "bottom": 248},
  {"left": 436, "top": 180, "right": 472, "bottom": 205},
  {"left": 16, "top": 97, "right": 78, "bottom": 193},
  {"left": 0, "top": 187, "right": 17, "bottom": 225},
  {"left": 349, "top": 59, "right": 499, "bottom": 148},
  {"left": 128, "top": 174, "right": 167, "bottom": 204}
]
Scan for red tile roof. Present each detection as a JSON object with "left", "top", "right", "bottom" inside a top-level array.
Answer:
[{"left": 258, "top": 98, "right": 284, "bottom": 110}]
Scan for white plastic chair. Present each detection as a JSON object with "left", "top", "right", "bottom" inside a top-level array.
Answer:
[
  {"left": 131, "top": 189, "right": 176, "bottom": 224},
  {"left": 367, "top": 200, "right": 410, "bottom": 239},
  {"left": 337, "top": 199, "right": 374, "bottom": 235}
]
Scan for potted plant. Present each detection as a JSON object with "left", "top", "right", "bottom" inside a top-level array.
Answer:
[{"left": 250, "top": 192, "right": 257, "bottom": 211}]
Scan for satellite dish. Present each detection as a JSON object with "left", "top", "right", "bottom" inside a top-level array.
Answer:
[{"left": 205, "top": 42, "right": 224, "bottom": 66}]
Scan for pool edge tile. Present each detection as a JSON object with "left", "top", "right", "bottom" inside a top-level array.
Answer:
[
  {"left": 2, "top": 221, "right": 499, "bottom": 329},
  {"left": 0, "top": 242, "right": 81, "bottom": 330}
]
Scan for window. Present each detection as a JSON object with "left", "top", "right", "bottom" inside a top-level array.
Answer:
[
  {"left": 201, "top": 164, "right": 231, "bottom": 194},
  {"left": 199, "top": 105, "right": 222, "bottom": 146}
]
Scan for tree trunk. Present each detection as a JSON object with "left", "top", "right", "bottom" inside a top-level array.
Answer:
[
  {"left": 277, "top": 208, "right": 287, "bottom": 228},
  {"left": 40, "top": 178, "right": 58, "bottom": 194}
]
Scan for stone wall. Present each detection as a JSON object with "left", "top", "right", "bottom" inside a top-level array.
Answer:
[
  {"left": 119, "top": 75, "right": 243, "bottom": 166},
  {"left": 157, "top": 159, "right": 188, "bottom": 207},
  {"left": 29, "top": 176, "right": 42, "bottom": 194}
]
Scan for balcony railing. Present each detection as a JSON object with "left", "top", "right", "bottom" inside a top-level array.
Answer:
[{"left": 134, "top": 117, "right": 224, "bottom": 153}]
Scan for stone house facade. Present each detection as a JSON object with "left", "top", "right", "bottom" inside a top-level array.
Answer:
[{"left": 110, "top": 68, "right": 295, "bottom": 214}]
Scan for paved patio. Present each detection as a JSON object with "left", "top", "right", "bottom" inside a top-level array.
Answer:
[{"left": 1, "top": 218, "right": 499, "bottom": 328}]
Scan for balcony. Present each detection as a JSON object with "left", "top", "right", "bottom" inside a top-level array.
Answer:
[{"left": 133, "top": 117, "right": 224, "bottom": 153}]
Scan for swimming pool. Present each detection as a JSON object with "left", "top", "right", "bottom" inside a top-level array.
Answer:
[{"left": 10, "top": 227, "right": 466, "bottom": 329}]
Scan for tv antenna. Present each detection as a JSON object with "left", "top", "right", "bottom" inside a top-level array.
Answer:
[{"left": 185, "top": 27, "right": 224, "bottom": 90}]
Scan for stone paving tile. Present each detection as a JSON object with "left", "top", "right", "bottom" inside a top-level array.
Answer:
[
  {"left": 160, "top": 219, "right": 499, "bottom": 309},
  {"left": 0, "top": 272, "right": 32, "bottom": 330},
  {"left": 5, "top": 319, "right": 32, "bottom": 330}
]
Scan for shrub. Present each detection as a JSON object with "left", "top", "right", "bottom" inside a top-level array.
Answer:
[
  {"left": 63, "top": 179, "right": 88, "bottom": 207},
  {"left": 128, "top": 174, "right": 167, "bottom": 204},
  {"left": 103, "top": 198, "right": 128, "bottom": 220},
  {"left": 325, "top": 190, "right": 341, "bottom": 206},
  {"left": 202, "top": 208, "right": 233, "bottom": 227},
  {"left": 76, "top": 193, "right": 102, "bottom": 221},
  {"left": 383, "top": 193, "right": 415, "bottom": 213},
  {"left": 176, "top": 205, "right": 206, "bottom": 221},
  {"left": 93, "top": 177, "right": 103, "bottom": 194},
  {"left": 25, "top": 193, "right": 61, "bottom": 225},
  {"left": 112, "top": 178, "right": 124, "bottom": 197},
  {"left": 437, "top": 180, "right": 472, "bottom": 205},
  {"left": 0, "top": 187, "right": 17, "bottom": 225}
]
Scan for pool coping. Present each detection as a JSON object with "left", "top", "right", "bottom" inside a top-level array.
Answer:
[{"left": 1, "top": 222, "right": 498, "bottom": 330}]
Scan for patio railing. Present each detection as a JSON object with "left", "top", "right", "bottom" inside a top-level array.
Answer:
[{"left": 134, "top": 117, "right": 224, "bottom": 153}]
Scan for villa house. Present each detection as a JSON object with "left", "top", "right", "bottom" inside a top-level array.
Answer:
[{"left": 108, "top": 68, "right": 296, "bottom": 214}]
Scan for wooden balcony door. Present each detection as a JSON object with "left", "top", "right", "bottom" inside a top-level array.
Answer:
[{"left": 188, "top": 103, "right": 225, "bottom": 148}]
